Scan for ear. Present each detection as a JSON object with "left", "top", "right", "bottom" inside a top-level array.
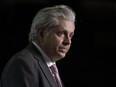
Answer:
[{"left": 37, "top": 28, "right": 44, "bottom": 43}]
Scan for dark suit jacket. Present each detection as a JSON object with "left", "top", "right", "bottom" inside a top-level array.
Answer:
[{"left": 0, "top": 43, "right": 63, "bottom": 87}]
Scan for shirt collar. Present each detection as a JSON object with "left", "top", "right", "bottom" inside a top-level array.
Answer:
[{"left": 32, "top": 41, "right": 55, "bottom": 67}]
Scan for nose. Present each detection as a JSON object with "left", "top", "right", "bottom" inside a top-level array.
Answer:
[{"left": 63, "top": 35, "right": 71, "bottom": 45}]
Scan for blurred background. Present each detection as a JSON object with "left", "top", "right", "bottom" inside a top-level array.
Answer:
[{"left": 0, "top": 0, "right": 116, "bottom": 87}]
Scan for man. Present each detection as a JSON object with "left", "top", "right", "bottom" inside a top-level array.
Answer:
[{"left": 0, "top": 4, "right": 76, "bottom": 87}]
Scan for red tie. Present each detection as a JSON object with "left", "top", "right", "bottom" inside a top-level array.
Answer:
[{"left": 50, "top": 64, "right": 62, "bottom": 87}]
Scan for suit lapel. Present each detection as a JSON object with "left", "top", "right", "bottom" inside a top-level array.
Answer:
[
  {"left": 38, "top": 60, "right": 58, "bottom": 87},
  {"left": 27, "top": 43, "right": 58, "bottom": 87}
]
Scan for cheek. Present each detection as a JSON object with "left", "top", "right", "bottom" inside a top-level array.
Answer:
[
  {"left": 54, "top": 38, "right": 62, "bottom": 46},
  {"left": 46, "top": 35, "right": 63, "bottom": 49},
  {"left": 50, "top": 39, "right": 62, "bottom": 51}
]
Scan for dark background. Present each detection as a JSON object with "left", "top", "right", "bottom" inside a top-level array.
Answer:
[{"left": 0, "top": 0, "right": 116, "bottom": 87}]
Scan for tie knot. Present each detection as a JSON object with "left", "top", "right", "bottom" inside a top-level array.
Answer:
[{"left": 50, "top": 64, "right": 58, "bottom": 74}]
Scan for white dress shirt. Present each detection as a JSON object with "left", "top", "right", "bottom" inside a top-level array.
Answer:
[{"left": 32, "top": 41, "right": 55, "bottom": 68}]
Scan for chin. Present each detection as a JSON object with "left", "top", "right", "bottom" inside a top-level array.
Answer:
[
  {"left": 56, "top": 56, "right": 65, "bottom": 61},
  {"left": 58, "top": 53, "right": 66, "bottom": 59}
]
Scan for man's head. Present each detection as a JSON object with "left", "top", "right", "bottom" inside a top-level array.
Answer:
[{"left": 29, "top": 5, "right": 76, "bottom": 62}]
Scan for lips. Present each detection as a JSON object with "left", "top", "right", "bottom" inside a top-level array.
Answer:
[{"left": 59, "top": 47, "right": 68, "bottom": 53}]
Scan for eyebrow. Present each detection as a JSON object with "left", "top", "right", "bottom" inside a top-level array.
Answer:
[{"left": 61, "top": 29, "right": 74, "bottom": 37}]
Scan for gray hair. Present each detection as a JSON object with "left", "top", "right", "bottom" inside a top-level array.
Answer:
[{"left": 29, "top": 4, "right": 76, "bottom": 42}]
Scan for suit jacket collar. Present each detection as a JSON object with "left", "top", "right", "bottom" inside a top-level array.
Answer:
[{"left": 26, "top": 43, "right": 58, "bottom": 87}]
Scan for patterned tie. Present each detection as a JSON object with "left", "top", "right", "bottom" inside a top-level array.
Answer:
[{"left": 50, "top": 64, "right": 62, "bottom": 87}]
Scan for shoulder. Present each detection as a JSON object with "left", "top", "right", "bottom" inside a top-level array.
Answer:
[
  {"left": 4, "top": 47, "right": 39, "bottom": 72},
  {"left": 10, "top": 48, "right": 38, "bottom": 67},
  {"left": 1, "top": 48, "right": 40, "bottom": 79}
]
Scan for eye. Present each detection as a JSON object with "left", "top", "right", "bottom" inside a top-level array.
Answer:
[
  {"left": 70, "top": 33, "right": 74, "bottom": 38},
  {"left": 57, "top": 31, "right": 64, "bottom": 36}
]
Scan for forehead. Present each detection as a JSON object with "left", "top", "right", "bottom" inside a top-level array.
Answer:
[{"left": 56, "top": 20, "right": 75, "bottom": 33}]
